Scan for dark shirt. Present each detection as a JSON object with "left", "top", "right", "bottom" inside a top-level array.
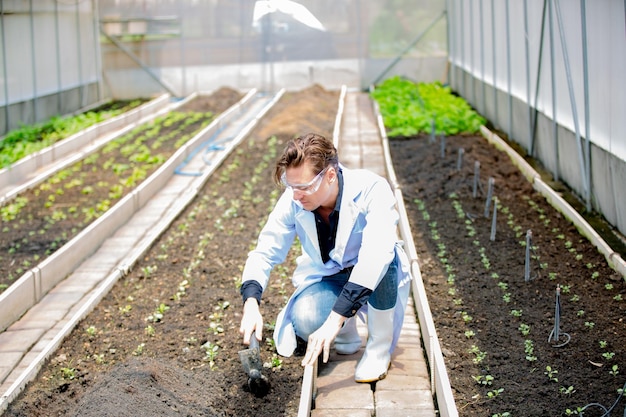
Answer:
[{"left": 313, "top": 170, "right": 343, "bottom": 263}]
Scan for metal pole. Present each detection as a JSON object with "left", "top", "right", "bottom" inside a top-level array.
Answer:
[
  {"left": 100, "top": 28, "right": 179, "bottom": 97},
  {"left": 0, "top": 2, "right": 9, "bottom": 133},
  {"left": 446, "top": 0, "right": 454, "bottom": 87},
  {"left": 29, "top": 0, "right": 38, "bottom": 122},
  {"left": 93, "top": 0, "right": 104, "bottom": 102},
  {"left": 54, "top": 0, "right": 62, "bottom": 114},
  {"left": 505, "top": 0, "right": 512, "bottom": 139},
  {"left": 555, "top": 0, "right": 588, "bottom": 203},
  {"left": 530, "top": 0, "right": 548, "bottom": 157},
  {"left": 524, "top": 0, "right": 532, "bottom": 149},
  {"left": 469, "top": 0, "right": 475, "bottom": 104},
  {"left": 460, "top": 0, "right": 466, "bottom": 96},
  {"left": 491, "top": 0, "right": 498, "bottom": 127},
  {"left": 75, "top": 0, "right": 85, "bottom": 108},
  {"left": 178, "top": 3, "right": 186, "bottom": 96},
  {"left": 580, "top": 0, "right": 591, "bottom": 211},
  {"left": 371, "top": 10, "right": 447, "bottom": 86},
  {"left": 480, "top": 0, "right": 486, "bottom": 114},
  {"left": 549, "top": 0, "right": 559, "bottom": 181}
]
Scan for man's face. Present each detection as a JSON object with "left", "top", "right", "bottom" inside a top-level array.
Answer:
[{"left": 282, "top": 162, "right": 337, "bottom": 211}]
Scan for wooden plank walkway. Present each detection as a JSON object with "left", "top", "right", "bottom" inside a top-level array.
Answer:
[{"left": 310, "top": 90, "right": 437, "bottom": 416}]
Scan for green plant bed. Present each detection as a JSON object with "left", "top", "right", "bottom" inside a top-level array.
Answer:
[
  {"left": 371, "top": 76, "right": 486, "bottom": 137},
  {"left": 0, "top": 99, "right": 149, "bottom": 169},
  {"left": 0, "top": 90, "right": 243, "bottom": 294}
]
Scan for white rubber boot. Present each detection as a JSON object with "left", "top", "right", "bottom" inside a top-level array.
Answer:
[
  {"left": 334, "top": 316, "right": 362, "bottom": 355},
  {"left": 354, "top": 305, "right": 394, "bottom": 383}
]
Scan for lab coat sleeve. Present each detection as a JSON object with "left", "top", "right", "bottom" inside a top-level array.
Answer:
[{"left": 241, "top": 191, "right": 297, "bottom": 293}]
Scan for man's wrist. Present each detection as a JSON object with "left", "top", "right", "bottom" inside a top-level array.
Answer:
[{"left": 327, "top": 311, "right": 346, "bottom": 329}]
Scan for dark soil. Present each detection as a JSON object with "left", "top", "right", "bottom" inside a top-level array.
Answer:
[
  {"left": 3, "top": 85, "right": 625, "bottom": 417},
  {"left": 3, "top": 85, "right": 340, "bottom": 417},
  {"left": 389, "top": 134, "right": 626, "bottom": 416}
]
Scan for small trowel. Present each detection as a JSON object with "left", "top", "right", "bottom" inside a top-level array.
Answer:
[{"left": 238, "top": 330, "right": 270, "bottom": 397}]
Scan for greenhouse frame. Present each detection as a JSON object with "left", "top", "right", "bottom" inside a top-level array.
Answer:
[
  {"left": 2, "top": 1, "right": 623, "bottom": 240},
  {"left": 1, "top": 1, "right": 626, "bottom": 416}
]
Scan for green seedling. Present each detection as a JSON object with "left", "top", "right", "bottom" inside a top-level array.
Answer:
[
  {"left": 487, "top": 388, "right": 504, "bottom": 398},
  {"left": 461, "top": 311, "right": 472, "bottom": 323},
  {"left": 524, "top": 340, "right": 537, "bottom": 362},
  {"left": 119, "top": 305, "right": 132, "bottom": 315},
  {"left": 85, "top": 325, "right": 97, "bottom": 337},
  {"left": 610, "top": 365, "right": 619, "bottom": 376},
  {"left": 544, "top": 366, "right": 558, "bottom": 382},
  {"left": 559, "top": 385, "right": 575, "bottom": 396},
  {"left": 60, "top": 366, "right": 76, "bottom": 380},
  {"left": 472, "top": 374, "right": 494, "bottom": 386},
  {"left": 519, "top": 323, "right": 530, "bottom": 336},
  {"left": 132, "top": 343, "right": 145, "bottom": 356},
  {"left": 510, "top": 309, "right": 522, "bottom": 318},
  {"left": 145, "top": 325, "right": 156, "bottom": 337},
  {"left": 147, "top": 303, "right": 170, "bottom": 322},
  {"left": 202, "top": 341, "right": 219, "bottom": 370},
  {"left": 264, "top": 354, "right": 283, "bottom": 370},
  {"left": 469, "top": 345, "right": 487, "bottom": 364}
]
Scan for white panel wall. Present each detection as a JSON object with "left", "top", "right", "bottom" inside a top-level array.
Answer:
[{"left": 447, "top": 0, "right": 626, "bottom": 237}]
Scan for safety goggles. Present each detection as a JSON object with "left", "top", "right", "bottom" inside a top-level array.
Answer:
[{"left": 281, "top": 166, "right": 329, "bottom": 195}]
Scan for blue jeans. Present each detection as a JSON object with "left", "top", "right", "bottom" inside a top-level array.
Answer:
[{"left": 290, "top": 254, "right": 398, "bottom": 340}]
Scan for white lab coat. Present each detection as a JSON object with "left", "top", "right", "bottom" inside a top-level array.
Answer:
[{"left": 241, "top": 167, "right": 412, "bottom": 357}]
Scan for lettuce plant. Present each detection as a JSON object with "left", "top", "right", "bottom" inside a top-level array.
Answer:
[{"left": 371, "top": 76, "right": 486, "bottom": 137}]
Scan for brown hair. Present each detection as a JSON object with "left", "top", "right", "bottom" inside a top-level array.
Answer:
[{"left": 273, "top": 133, "right": 339, "bottom": 185}]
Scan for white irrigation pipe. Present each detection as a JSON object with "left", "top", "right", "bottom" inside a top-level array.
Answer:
[{"left": 480, "top": 126, "right": 626, "bottom": 280}]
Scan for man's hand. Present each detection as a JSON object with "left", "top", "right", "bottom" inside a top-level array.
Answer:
[
  {"left": 301, "top": 311, "right": 346, "bottom": 367},
  {"left": 240, "top": 298, "right": 263, "bottom": 345}
]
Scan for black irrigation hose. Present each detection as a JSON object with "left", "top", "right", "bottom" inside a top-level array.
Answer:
[{"left": 580, "top": 380, "right": 626, "bottom": 417}]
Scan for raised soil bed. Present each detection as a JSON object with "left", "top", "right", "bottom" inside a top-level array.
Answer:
[{"left": 390, "top": 134, "right": 625, "bottom": 416}]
